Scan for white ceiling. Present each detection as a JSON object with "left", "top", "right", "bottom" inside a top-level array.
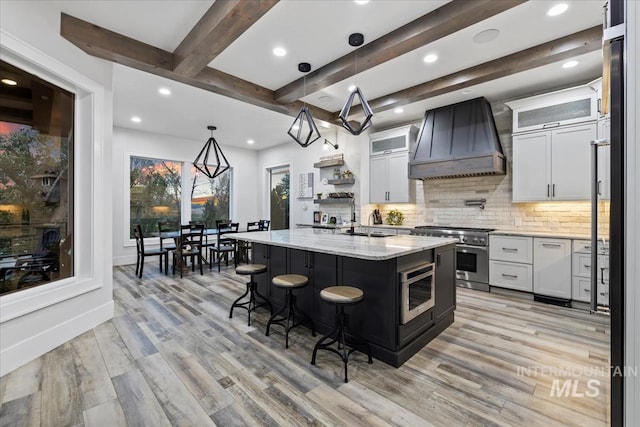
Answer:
[{"left": 52, "top": 0, "right": 605, "bottom": 150}]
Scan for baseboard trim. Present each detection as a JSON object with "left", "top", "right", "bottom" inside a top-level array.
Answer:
[{"left": 0, "top": 300, "right": 114, "bottom": 376}]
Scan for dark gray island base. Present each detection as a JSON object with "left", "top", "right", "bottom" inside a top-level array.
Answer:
[{"left": 238, "top": 231, "right": 457, "bottom": 367}]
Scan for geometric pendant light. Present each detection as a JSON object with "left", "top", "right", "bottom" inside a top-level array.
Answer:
[
  {"left": 193, "top": 125, "right": 230, "bottom": 178},
  {"left": 288, "top": 62, "right": 321, "bottom": 147},
  {"left": 338, "top": 33, "right": 374, "bottom": 136}
]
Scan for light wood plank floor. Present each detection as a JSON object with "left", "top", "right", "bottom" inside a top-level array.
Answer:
[{"left": 0, "top": 265, "right": 611, "bottom": 426}]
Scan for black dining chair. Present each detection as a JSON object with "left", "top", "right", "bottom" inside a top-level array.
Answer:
[
  {"left": 237, "top": 221, "right": 260, "bottom": 264},
  {"left": 158, "top": 221, "right": 178, "bottom": 252},
  {"left": 259, "top": 219, "right": 271, "bottom": 231},
  {"left": 134, "top": 224, "right": 168, "bottom": 278},
  {"left": 172, "top": 224, "right": 204, "bottom": 278},
  {"left": 210, "top": 222, "right": 239, "bottom": 272}
]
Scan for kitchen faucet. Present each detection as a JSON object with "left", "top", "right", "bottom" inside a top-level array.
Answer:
[
  {"left": 349, "top": 198, "right": 356, "bottom": 235},
  {"left": 367, "top": 212, "right": 375, "bottom": 237}
]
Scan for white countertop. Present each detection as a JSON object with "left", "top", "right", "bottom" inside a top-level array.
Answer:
[{"left": 231, "top": 229, "right": 457, "bottom": 261}]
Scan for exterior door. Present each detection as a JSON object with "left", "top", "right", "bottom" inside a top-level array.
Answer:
[{"left": 269, "top": 165, "right": 290, "bottom": 230}]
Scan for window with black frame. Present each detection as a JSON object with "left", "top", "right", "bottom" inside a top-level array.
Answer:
[{"left": 190, "top": 165, "right": 231, "bottom": 228}]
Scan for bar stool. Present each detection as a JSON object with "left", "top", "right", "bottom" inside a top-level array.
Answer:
[
  {"left": 266, "top": 274, "right": 316, "bottom": 348},
  {"left": 311, "top": 285, "right": 372, "bottom": 383},
  {"left": 229, "top": 264, "right": 272, "bottom": 326}
]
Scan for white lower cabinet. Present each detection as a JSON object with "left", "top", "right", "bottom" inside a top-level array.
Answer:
[
  {"left": 533, "top": 238, "right": 572, "bottom": 299},
  {"left": 489, "top": 260, "right": 533, "bottom": 292},
  {"left": 489, "top": 235, "right": 533, "bottom": 292},
  {"left": 571, "top": 239, "right": 609, "bottom": 306}
]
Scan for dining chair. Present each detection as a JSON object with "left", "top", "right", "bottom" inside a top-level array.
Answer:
[
  {"left": 134, "top": 224, "right": 168, "bottom": 278},
  {"left": 237, "top": 221, "right": 260, "bottom": 264},
  {"left": 210, "top": 222, "right": 239, "bottom": 272},
  {"left": 158, "top": 221, "right": 178, "bottom": 252},
  {"left": 259, "top": 219, "right": 271, "bottom": 231},
  {"left": 172, "top": 224, "right": 204, "bottom": 278}
]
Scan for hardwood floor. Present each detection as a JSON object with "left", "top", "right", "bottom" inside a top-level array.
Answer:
[{"left": 0, "top": 265, "right": 611, "bottom": 426}]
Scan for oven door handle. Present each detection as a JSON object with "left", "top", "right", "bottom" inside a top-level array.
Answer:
[
  {"left": 456, "top": 244, "right": 488, "bottom": 251},
  {"left": 401, "top": 270, "right": 434, "bottom": 284}
]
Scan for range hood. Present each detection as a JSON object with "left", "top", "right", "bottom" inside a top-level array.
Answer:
[{"left": 409, "top": 97, "right": 506, "bottom": 180}]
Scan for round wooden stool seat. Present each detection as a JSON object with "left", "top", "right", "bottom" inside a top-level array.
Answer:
[
  {"left": 272, "top": 274, "right": 308, "bottom": 288},
  {"left": 320, "top": 286, "right": 363, "bottom": 304},
  {"left": 235, "top": 264, "right": 267, "bottom": 275}
]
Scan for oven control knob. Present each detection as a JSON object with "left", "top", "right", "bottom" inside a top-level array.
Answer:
[
  {"left": 461, "top": 236, "right": 467, "bottom": 243},
  {"left": 472, "top": 237, "right": 479, "bottom": 243},
  {"left": 479, "top": 238, "right": 485, "bottom": 244}
]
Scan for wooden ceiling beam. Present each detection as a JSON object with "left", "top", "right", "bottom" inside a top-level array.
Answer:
[
  {"left": 173, "top": 0, "right": 279, "bottom": 77},
  {"left": 342, "top": 26, "right": 603, "bottom": 118},
  {"left": 59, "top": 13, "right": 335, "bottom": 123},
  {"left": 274, "top": 0, "right": 527, "bottom": 104}
]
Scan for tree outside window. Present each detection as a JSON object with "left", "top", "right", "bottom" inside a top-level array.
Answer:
[
  {"left": 129, "top": 157, "right": 181, "bottom": 238},
  {"left": 190, "top": 166, "right": 231, "bottom": 227}
]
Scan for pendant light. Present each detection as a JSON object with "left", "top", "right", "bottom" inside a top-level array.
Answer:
[
  {"left": 288, "top": 62, "right": 321, "bottom": 147},
  {"left": 339, "top": 33, "right": 374, "bottom": 136},
  {"left": 193, "top": 125, "right": 230, "bottom": 178}
]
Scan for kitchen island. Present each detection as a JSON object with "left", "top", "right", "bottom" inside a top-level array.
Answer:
[{"left": 232, "top": 228, "right": 457, "bottom": 367}]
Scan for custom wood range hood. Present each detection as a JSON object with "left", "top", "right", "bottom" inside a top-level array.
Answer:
[{"left": 409, "top": 97, "right": 506, "bottom": 180}]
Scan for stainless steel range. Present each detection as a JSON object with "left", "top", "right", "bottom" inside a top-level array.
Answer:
[{"left": 411, "top": 226, "right": 494, "bottom": 291}]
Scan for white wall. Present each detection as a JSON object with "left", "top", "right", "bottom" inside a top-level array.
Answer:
[
  {"left": 112, "top": 127, "right": 259, "bottom": 266},
  {"left": 0, "top": 1, "right": 114, "bottom": 375},
  {"left": 256, "top": 127, "right": 368, "bottom": 227}
]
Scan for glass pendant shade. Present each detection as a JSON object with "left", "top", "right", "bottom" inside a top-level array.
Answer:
[
  {"left": 193, "top": 127, "right": 230, "bottom": 178},
  {"left": 339, "top": 87, "right": 374, "bottom": 135},
  {"left": 288, "top": 106, "right": 321, "bottom": 147}
]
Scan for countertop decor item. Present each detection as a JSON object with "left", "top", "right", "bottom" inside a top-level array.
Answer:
[
  {"left": 333, "top": 168, "right": 341, "bottom": 179},
  {"left": 341, "top": 170, "right": 353, "bottom": 178},
  {"left": 288, "top": 63, "right": 321, "bottom": 147},
  {"left": 386, "top": 209, "right": 404, "bottom": 225},
  {"left": 193, "top": 125, "right": 230, "bottom": 179},
  {"left": 338, "top": 33, "right": 373, "bottom": 136}
]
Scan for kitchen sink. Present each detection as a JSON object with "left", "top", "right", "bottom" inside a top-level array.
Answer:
[{"left": 343, "top": 231, "right": 391, "bottom": 238}]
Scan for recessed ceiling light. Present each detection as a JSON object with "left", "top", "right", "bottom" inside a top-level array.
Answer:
[
  {"left": 320, "top": 121, "right": 331, "bottom": 128},
  {"left": 158, "top": 87, "right": 171, "bottom": 96},
  {"left": 272, "top": 47, "right": 287, "bottom": 57},
  {"left": 394, "top": 107, "right": 404, "bottom": 114},
  {"left": 1, "top": 78, "right": 17, "bottom": 86},
  {"left": 348, "top": 85, "right": 356, "bottom": 92},
  {"left": 131, "top": 116, "right": 142, "bottom": 123},
  {"left": 562, "top": 60, "right": 580, "bottom": 69},
  {"left": 473, "top": 29, "right": 500, "bottom": 44},
  {"left": 355, "top": 0, "right": 369, "bottom": 4},
  {"left": 423, "top": 54, "right": 438, "bottom": 64},
  {"left": 247, "top": 139, "right": 255, "bottom": 145},
  {"left": 292, "top": 124, "right": 300, "bottom": 130},
  {"left": 318, "top": 95, "right": 331, "bottom": 102},
  {"left": 462, "top": 89, "right": 473, "bottom": 94},
  {"left": 547, "top": 3, "right": 568, "bottom": 17}
]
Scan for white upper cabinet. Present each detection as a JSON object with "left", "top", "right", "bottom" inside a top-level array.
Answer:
[
  {"left": 369, "top": 125, "right": 417, "bottom": 204},
  {"left": 506, "top": 84, "right": 597, "bottom": 133},
  {"left": 512, "top": 123, "right": 596, "bottom": 202}
]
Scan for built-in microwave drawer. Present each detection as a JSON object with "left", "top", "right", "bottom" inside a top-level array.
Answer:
[
  {"left": 489, "top": 260, "right": 533, "bottom": 292},
  {"left": 489, "top": 235, "right": 533, "bottom": 264}
]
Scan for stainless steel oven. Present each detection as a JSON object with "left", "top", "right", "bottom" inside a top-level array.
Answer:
[
  {"left": 456, "top": 244, "right": 489, "bottom": 290},
  {"left": 412, "top": 226, "right": 494, "bottom": 292},
  {"left": 400, "top": 262, "right": 435, "bottom": 324}
]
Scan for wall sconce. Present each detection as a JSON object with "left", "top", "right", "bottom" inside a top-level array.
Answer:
[{"left": 323, "top": 139, "right": 339, "bottom": 150}]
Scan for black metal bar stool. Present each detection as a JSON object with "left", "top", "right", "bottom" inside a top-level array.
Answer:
[
  {"left": 266, "top": 274, "right": 316, "bottom": 348},
  {"left": 229, "top": 264, "right": 272, "bottom": 326},
  {"left": 311, "top": 285, "right": 372, "bottom": 383}
]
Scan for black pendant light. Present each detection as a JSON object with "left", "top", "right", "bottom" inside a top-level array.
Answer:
[
  {"left": 288, "top": 62, "right": 321, "bottom": 147},
  {"left": 339, "top": 33, "right": 374, "bottom": 136},
  {"left": 193, "top": 125, "right": 230, "bottom": 178}
]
